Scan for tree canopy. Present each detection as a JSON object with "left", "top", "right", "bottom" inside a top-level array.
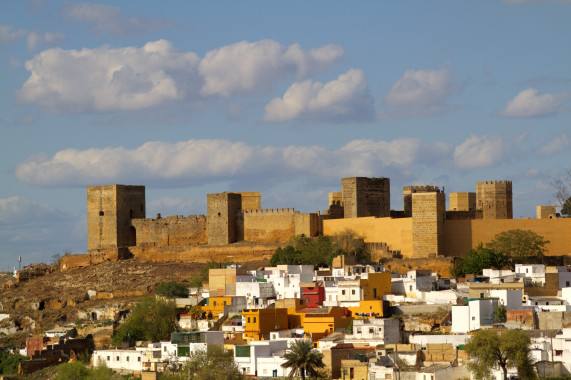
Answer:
[
  {"left": 451, "top": 229, "right": 548, "bottom": 277},
  {"left": 552, "top": 168, "right": 571, "bottom": 215},
  {"left": 281, "top": 339, "right": 325, "bottom": 380},
  {"left": 161, "top": 345, "right": 242, "bottom": 380},
  {"left": 465, "top": 329, "right": 535, "bottom": 380},
  {"left": 269, "top": 231, "right": 370, "bottom": 268},
  {"left": 156, "top": 281, "right": 189, "bottom": 298},
  {"left": 112, "top": 296, "right": 178, "bottom": 346}
]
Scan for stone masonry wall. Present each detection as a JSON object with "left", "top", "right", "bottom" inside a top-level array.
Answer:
[
  {"left": 207, "top": 192, "right": 242, "bottom": 245},
  {"left": 87, "top": 185, "right": 145, "bottom": 250},
  {"left": 449, "top": 192, "right": 476, "bottom": 211},
  {"left": 476, "top": 181, "right": 513, "bottom": 219},
  {"left": 342, "top": 177, "right": 390, "bottom": 218},
  {"left": 412, "top": 192, "right": 445, "bottom": 258},
  {"left": 131, "top": 214, "right": 207, "bottom": 247},
  {"left": 403, "top": 185, "right": 440, "bottom": 217},
  {"left": 537, "top": 205, "right": 557, "bottom": 219}
]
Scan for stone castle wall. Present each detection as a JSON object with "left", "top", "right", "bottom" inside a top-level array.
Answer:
[
  {"left": 476, "top": 181, "right": 513, "bottom": 219},
  {"left": 131, "top": 214, "right": 207, "bottom": 247},
  {"left": 341, "top": 177, "right": 390, "bottom": 218},
  {"left": 412, "top": 192, "right": 446, "bottom": 258},
  {"left": 449, "top": 192, "right": 476, "bottom": 211},
  {"left": 207, "top": 192, "right": 242, "bottom": 245},
  {"left": 403, "top": 185, "right": 440, "bottom": 216},
  {"left": 87, "top": 185, "right": 145, "bottom": 250},
  {"left": 537, "top": 205, "right": 557, "bottom": 219}
]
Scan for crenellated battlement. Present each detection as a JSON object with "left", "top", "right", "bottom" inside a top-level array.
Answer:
[
  {"left": 480, "top": 180, "right": 512, "bottom": 185},
  {"left": 242, "top": 208, "right": 298, "bottom": 215}
]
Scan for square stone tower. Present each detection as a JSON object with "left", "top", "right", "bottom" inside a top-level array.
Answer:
[
  {"left": 412, "top": 191, "right": 445, "bottom": 258},
  {"left": 207, "top": 192, "right": 242, "bottom": 245},
  {"left": 536, "top": 205, "right": 556, "bottom": 219},
  {"left": 476, "top": 181, "right": 513, "bottom": 219},
  {"left": 403, "top": 185, "right": 440, "bottom": 216},
  {"left": 449, "top": 192, "right": 476, "bottom": 211},
  {"left": 87, "top": 185, "right": 145, "bottom": 251},
  {"left": 341, "top": 177, "right": 390, "bottom": 218}
]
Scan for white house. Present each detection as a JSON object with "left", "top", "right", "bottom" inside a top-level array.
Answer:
[
  {"left": 234, "top": 339, "right": 289, "bottom": 377},
  {"left": 488, "top": 289, "right": 523, "bottom": 310},
  {"left": 452, "top": 298, "right": 498, "bottom": 333},
  {"left": 515, "top": 264, "right": 545, "bottom": 285},
  {"left": 261, "top": 265, "right": 314, "bottom": 300},
  {"left": 482, "top": 269, "right": 516, "bottom": 284},
  {"left": 344, "top": 318, "right": 400, "bottom": 346}
]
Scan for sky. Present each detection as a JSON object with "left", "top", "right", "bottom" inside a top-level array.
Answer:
[{"left": 1, "top": 0, "right": 570, "bottom": 268}]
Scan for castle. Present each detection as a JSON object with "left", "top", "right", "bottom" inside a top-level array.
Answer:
[{"left": 83, "top": 177, "right": 571, "bottom": 265}]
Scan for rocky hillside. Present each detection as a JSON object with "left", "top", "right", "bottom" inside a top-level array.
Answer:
[{"left": 0, "top": 258, "right": 269, "bottom": 348}]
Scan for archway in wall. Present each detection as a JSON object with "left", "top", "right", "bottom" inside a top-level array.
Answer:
[{"left": 129, "top": 226, "right": 136, "bottom": 247}]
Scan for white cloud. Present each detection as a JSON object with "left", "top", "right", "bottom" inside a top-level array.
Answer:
[
  {"left": 453, "top": 134, "right": 505, "bottom": 169},
  {"left": 501, "top": 88, "right": 568, "bottom": 118},
  {"left": 62, "top": 2, "right": 173, "bottom": 37},
  {"left": 26, "top": 31, "right": 65, "bottom": 50},
  {"left": 15, "top": 138, "right": 452, "bottom": 188},
  {"left": 540, "top": 133, "right": 570, "bottom": 156},
  {"left": 199, "top": 40, "right": 343, "bottom": 97},
  {"left": 18, "top": 39, "right": 343, "bottom": 113},
  {"left": 0, "top": 24, "right": 64, "bottom": 50},
  {"left": 0, "top": 196, "right": 63, "bottom": 224},
  {"left": 17, "top": 40, "right": 201, "bottom": 112},
  {"left": 263, "top": 69, "right": 374, "bottom": 123},
  {"left": 382, "top": 65, "right": 459, "bottom": 117},
  {"left": 0, "top": 25, "right": 28, "bottom": 43}
]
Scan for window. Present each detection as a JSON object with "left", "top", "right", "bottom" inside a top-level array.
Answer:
[
  {"left": 247, "top": 317, "right": 251, "bottom": 323},
  {"left": 369, "top": 328, "right": 374, "bottom": 333},
  {"left": 472, "top": 317, "right": 475, "bottom": 320},
  {"left": 107, "top": 356, "right": 110, "bottom": 361},
  {"left": 138, "top": 357, "right": 141, "bottom": 362},
  {"left": 306, "top": 297, "right": 310, "bottom": 303},
  {"left": 99, "top": 211, "right": 104, "bottom": 216},
  {"left": 253, "top": 317, "right": 257, "bottom": 323},
  {"left": 567, "top": 281, "right": 570, "bottom": 287},
  {"left": 126, "top": 356, "right": 129, "bottom": 362},
  {"left": 235, "top": 346, "right": 250, "bottom": 357},
  {"left": 342, "top": 290, "right": 346, "bottom": 295},
  {"left": 352, "top": 289, "right": 355, "bottom": 295},
  {"left": 378, "top": 328, "right": 382, "bottom": 332},
  {"left": 116, "top": 356, "right": 120, "bottom": 361},
  {"left": 555, "top": 350, "right": 563, "bottom": 356},
  {"left": 213, "top": 301, "right": 217, "bottom": 307},
  {"left": 357, "top": 329, "right": 361, "bottom": 334},
  {"left": 224, "top": 301, "right": 227, "bottom": 306},
  {"left": 164, "top": 346, "right": 167, "bottom": 352}
]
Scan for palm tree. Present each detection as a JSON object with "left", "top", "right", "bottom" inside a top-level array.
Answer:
[{"left": 281, "top": 339, "right": 325, "bottom": 379}]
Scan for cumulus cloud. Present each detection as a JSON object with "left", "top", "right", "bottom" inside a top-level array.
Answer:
[
  {"left": 18, "top": 39, "right": 343, "bottom": 113},
  {"left": 199, "top": 40, "right": 343, "bottom": 97},
  {"left": 540, "top": 133, "right": 570, "bottom": 156},
  {"left": 0, "top": 196, "right": 65, "bottom": 224},
  {"left": 501, "top": 88, "right": 568, "bottom": 118},
  {"left": 263, "top": 69, "right": 374, "bottom": 123},
  {"left": 0, "top": 24, "right": 64, "bottom": 50},
  {"left": 15, "top": 138, "right": 453, "bottom": 188},
  {"left": 382, "top": 65, "right": 459, "bottom": 117},
  {"left": 453, "top": 134, "right": 505, "bottom": 169},
  {"left": 17, "top": 40, "right": 201, "bottom": 113},
  {"left": 62, "top": 2, "right": 173, "bottom": 37}
]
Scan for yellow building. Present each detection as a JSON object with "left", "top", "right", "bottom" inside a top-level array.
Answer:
[
  {"left": 242, "top": 308, "right": 289, "bottom": 341},
  {"left": 292, "top": 307, "right": 352, "bottom": 345},
  {"left": 362, "top": 272, "right": 391, "bottom": 300},
  {"left": 348, "top": 300, "right": 384, "bottom": 319},
  {"left": 341, "top": 359, "right": 368, "bottom": 380},
  {"left": 208, "top": 267, "right": 248, "bottom": 296},
  {"left": 201, "top": 296, "right": 243, "bottom": 316}
]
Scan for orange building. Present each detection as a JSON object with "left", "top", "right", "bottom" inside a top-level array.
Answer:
[{"left": 242, "top": 308, "right": 289, "bottom": 341}]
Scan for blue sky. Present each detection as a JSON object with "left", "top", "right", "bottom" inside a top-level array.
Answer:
[{"left": 1, "top": 0, "right": 570, "bottom": 268}]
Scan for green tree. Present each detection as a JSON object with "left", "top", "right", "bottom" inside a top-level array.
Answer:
[
  {"left": 156, "top": 281, "right": 189, "bottom": 298},
  {"left": 55, "top": 361, "right": 121, "bottom": 380},
  {"left": 451, "top": 243, "right": 508, "bottom": 277},
  {"left": 112, "top": 296, "right": 178, "bottom": 346},
  {"left": 269, "top": 245, "right": 302, "bottom": 266},
  {"left": 561, "top": 197, "right": 571, "bottom": 217},
  {"left": 331, "top": 230, "right": 371, "bottom": 263},
  {"left": 493, "top": 304, "right": 507, "bottom": 323},
  {"left": 487, "top": 229, "right": 549, "bottom": 264},
  {"left": 0, "top": 351, "right": 29, "bottom": 375},
  {"left": 281, "top": 339, "right": 325, "bottom": 380},
  {"left": 465, "top": 329, "right": 535, "bottom": 380}
]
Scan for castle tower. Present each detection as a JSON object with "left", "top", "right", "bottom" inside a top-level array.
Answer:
[
  {"left": 449, "top": 192, "right": 476, "bottom": 211},
  {"left": 87, "top": 185, "right": 145, "bottom": 251},
  {"left": 235, "top": 191, "right": 261, "bottom": 210},
  {"left": 476, "top": 181, "right": 513, "bottom": 219},
  {"left": 341, "top": 177, "right": 390, "bottom": 218},
  {"left": 207, "top": 192, "right": 242, "bottom": 245},
  {"left": 412, "top": 191, "right": 445, "bottom": 258},
  {"left": 403, "top": 185, "right": 440, "bottom": 217},
  {"left": 536, "top": 205, "right": 556, "bottom": 219}
]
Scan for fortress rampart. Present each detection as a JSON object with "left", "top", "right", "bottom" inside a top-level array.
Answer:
[{"left": 62, "top": 176, "right": 569, "bottom": 272}]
